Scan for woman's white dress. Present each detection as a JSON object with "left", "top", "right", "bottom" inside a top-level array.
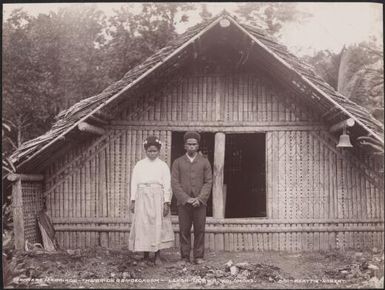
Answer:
[{"left": 128, "top": 157, "right": 174, "bottom": 252}]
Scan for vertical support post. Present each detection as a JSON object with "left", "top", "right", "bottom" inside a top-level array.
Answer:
[
  {"left": 215, "top": 75, "right": 225, "bottom": 121},
  {"left": 213, "top": 132, "right": 225, "bottom": 218},
  {"left": 12, "top": 179, "right": 25, "bottom": 250}
]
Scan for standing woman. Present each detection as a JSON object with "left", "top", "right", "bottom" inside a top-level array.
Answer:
[{"left": 128, "top": 136, "right": 174, "bottom": 265}]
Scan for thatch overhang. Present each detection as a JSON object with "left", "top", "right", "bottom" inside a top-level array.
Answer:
[{"left": 10, "top": 12, "right": 384, "bottom": 172}]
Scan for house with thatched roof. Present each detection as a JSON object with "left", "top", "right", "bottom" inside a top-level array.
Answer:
[{"left": 7, "top": 12, "right": 384, "bottom": 252}]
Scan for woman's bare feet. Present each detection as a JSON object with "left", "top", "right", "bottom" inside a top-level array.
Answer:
[
  {"left": 154, "top": 250, "right": 163, "bottom": 266},
  {"left": 138, "top": 252, "right": 150, "bottom": 266},
  {"left": 142, "top": 252, "right": 149, "bottom": 260}
]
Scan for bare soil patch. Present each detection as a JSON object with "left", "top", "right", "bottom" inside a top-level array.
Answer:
[{"left": 4, "top": 247, "right": 384, "bottom": 289}]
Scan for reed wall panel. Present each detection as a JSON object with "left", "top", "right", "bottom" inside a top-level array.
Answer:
[
  {"left": 21, "top": 181, "right": 44, "bottom": 244},
  {"left": 120, "top": 73, "right": 321, "bottom": 124},
  {"left": 266, "top": 130, "right": 384, "bottom": 221},
  {"left": 44, "top": 129, "right": 171, "bottom": 223}
]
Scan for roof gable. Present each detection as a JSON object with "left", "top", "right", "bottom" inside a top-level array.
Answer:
[{"left": 11, "top": 12, "right": 384, "bottom": 170}]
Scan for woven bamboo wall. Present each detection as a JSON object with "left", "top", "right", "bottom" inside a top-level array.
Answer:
[
  {"left": 44, "top": 129, "right": 171, "bottom": 223},
  {"left": 120, "top": 73, "right": 320, "bottom": 124},
  {"left": 22, "top": 181, "right": 44, "bottom": 244},
  {"left": 42, "top": 70, "right": 383, "bottom": 251},
  {"left": 266, "top": 130, "right": 384, "bottom": 221}
]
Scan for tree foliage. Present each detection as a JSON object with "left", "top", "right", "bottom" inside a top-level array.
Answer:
[
  {"left": 235, "top": 3, "right": 311, "bottom": 36},
  {"left": 3, "top": 9, "right": 53, "bottom": 148},
  {"left": 3, "top": 5, "right": 109, "bottom": 152},
  {"left": 304, "top": 40, "right": 384, "bottom": 123},
  {"left": 100, "top": 3, "right": 194, "bottom": 81},
  {"left": 337, "top": 41, "right": 383, "bottom": 116},
  {"left": 29, "top": 4, "right": 108, "bottom": 110},
  {"left": 199, "top": 4, "right": 212, "bottom": 21},
  {"left": 302, "top": 50, "right": 342, "bottom": 91}
]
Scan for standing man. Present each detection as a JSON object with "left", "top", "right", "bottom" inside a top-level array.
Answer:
[{"left": 171, "top": 131, "right": 213, "bottom": 265}]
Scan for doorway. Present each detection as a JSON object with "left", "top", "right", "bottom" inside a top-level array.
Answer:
[
  {"left": 170, "top": 132, "right": 214, "bottom": 217},
  {"left": 224, "top": 133, "right": 266, "bottom": 218}
]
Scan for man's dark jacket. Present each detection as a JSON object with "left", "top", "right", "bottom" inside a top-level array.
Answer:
[{"left": 171, "top": 154, "right": 213, "bottom": 206}]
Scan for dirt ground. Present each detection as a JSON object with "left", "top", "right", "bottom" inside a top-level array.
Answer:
[{"left": 4, "top": 246, "right": 384, "bottom": 289}]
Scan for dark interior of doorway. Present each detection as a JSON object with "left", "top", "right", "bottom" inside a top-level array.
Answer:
[
  {"left": 170, "top": 132, "right": 214, "bottom": 217},
  {"left": 224, "top": 133, "right": 266, "bottom": 218}
]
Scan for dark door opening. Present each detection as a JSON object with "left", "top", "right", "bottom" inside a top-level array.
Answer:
[
  {"left": 224, "top": 133, "right": 266, "bottom": 218},
  {"left": 170, "top": 132, "right": 214, "bottom": 217}
]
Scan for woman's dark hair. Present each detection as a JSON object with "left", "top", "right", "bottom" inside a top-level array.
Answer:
[{"left": 143, "top": 135, "right": 162, "bottom": 150}]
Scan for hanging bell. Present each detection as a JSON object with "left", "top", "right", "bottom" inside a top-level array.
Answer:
[{"left": 337, "top": 133, "right": 353, "bottom": 148}]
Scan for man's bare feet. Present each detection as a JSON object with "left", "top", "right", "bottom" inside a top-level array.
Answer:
[
  {"left": 154, "top": 256, "right": 163, "bottom": 266},
  {"left": 194, "top": 258, "right": 205, "bottom": 265},
  {"left": 177, "top": 257, "right": 190, "bottom": 266}
]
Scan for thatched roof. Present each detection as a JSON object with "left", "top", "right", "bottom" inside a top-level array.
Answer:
[{"left": 10, "top": 12, "right": 384, "bottom": 169}]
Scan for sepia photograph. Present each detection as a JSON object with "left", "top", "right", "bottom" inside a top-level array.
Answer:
[{"left": 2, "top": 2, "right": 384, "bottom": 289}]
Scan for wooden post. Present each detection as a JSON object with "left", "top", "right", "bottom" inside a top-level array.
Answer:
[
  {"left": 12, "top": 179, "right": 25, "bottom": 250},
  {"left": 223, "top": 184, "right": 227, "bottom": 218},
  {"left": 7, "top": 174, "right": 44, "bottom": 182},
  {"left": 88, "top": 115, "right": 109, "bottom": 125},
  {"left": 213, "top": 132, "right": 225, "bottom": 218},
  {"left": 78, "top": 122, "right": 106, "bottom": 135},
  {"left": 329, "top": 118, "right": 355, "bottom": 133}
]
